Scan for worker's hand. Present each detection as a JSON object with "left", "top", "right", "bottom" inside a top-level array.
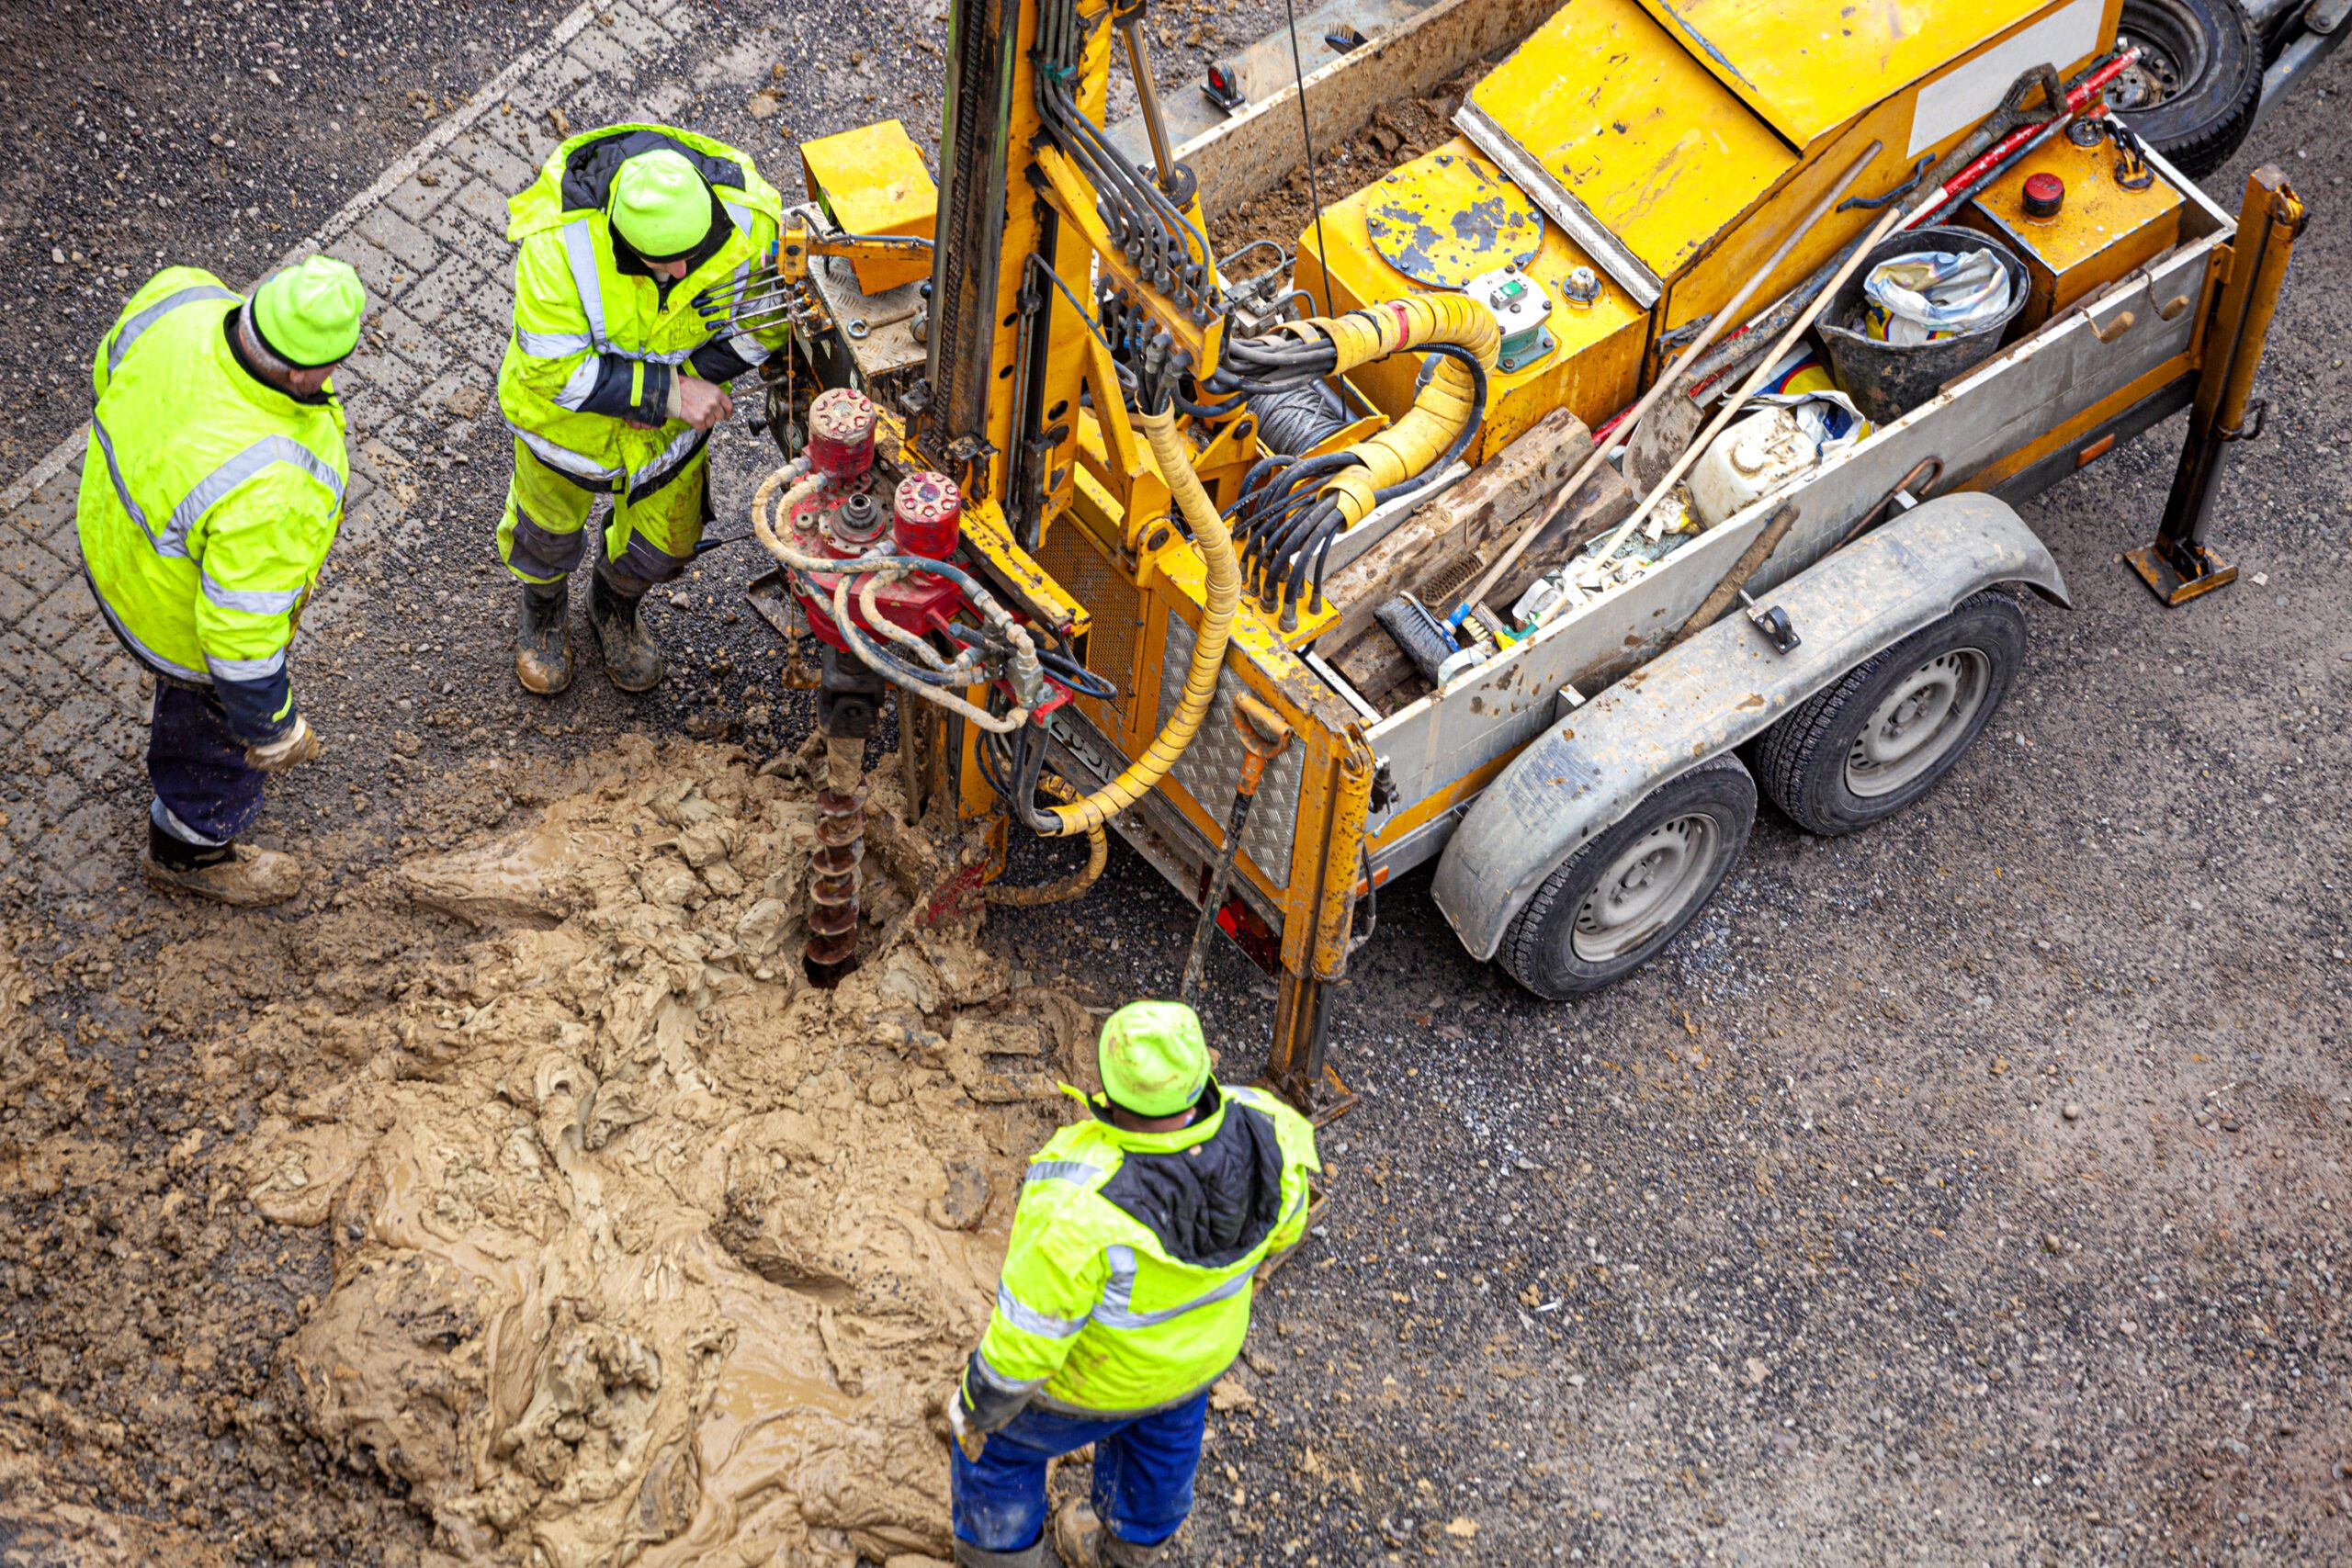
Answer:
[
  {"left": 675, "top": 376, "right": 734, "bottom": 432},
  {"left": 944, "top": 1387, "right": 988, "bottom": 1463},
  {"left": 244, "top": 715, "right": 321, "bottom": 773}
]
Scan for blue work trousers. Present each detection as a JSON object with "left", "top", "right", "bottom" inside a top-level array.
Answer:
[
  {"left": 952, "top": 1392, "right": 1207, "bottom": 1555},
  {"left": 149, "top": 683, "right": 266, "bottom": 845}
]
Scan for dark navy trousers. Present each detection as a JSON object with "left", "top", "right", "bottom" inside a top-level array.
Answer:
[{"left": 148, "top": 683, "right": 266, "bottom": 845}]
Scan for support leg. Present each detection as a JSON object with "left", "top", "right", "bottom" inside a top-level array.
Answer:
[
  {"left": 2129, "top": 165, "right": 2305, "bottom": 605},
  {"left": 1264, "top": 970, "right": 1354, "bottom": 1122}
]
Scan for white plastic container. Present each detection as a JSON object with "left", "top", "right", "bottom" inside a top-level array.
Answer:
[{"left": 1689, "top": 407, "right": 1817, "bottom": 527}]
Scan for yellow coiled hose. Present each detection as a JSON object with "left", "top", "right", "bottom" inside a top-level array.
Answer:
[
  {"left": 1043, "top": 402, "right": 1242, "bottom": 838},
  {"left": 1309, "top": 292, "right": 1499, "bottom": 526}
]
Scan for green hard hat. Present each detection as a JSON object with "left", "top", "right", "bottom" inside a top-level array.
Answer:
[
  {"left": 609, "top": 148, "right": 710, "bottom": 259},
  {"left": 1097, "top": 1000, "right": 1210, "bottom": 1118},
  {"left": 252, "top": 256, "right": 365, "bottom": 368}
]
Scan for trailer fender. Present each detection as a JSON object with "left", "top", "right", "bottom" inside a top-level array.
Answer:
[{"left": 1431, "top": 493, "right": 2070, "bottom": 963}]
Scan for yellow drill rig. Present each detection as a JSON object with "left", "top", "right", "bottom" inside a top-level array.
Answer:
[{"left": 719, "top": 0, "right": 2301, "bottom": 1112}]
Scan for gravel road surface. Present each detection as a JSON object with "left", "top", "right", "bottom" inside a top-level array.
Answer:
[{"left": 2, "top": 4, "right": 2346, "bottom": 1563}]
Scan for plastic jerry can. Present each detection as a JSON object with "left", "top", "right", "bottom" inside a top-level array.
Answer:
[{"left": 1688, "top": 408, "right": 1817, "bottom": 528}]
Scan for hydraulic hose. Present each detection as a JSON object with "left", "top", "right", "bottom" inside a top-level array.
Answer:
[
  {"left": 1042, "top": 402, "right": 1241, "bottom": 837},
  {"left": 1222, "top": 297, "right": 1497, "bottom": 619},
  {"left": 1311, "top": 293, "right": 1498, "bottom": 529},
  {"left": 752, "top": 462, "right": 1043, "bottom": 734},
  {"left": 985, "top": 773, "right": 1108, "bottom": 907}
]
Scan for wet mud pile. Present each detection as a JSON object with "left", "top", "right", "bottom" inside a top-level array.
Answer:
[{"left": 199, "top": 738, "right": 1092, "bottom": 1566}]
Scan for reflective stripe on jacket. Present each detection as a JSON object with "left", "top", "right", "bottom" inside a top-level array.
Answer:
[
  {"left": 496, "top": 123, "right": 786, "bottom": 491},
  {"left": 74, "top": 265, "right": 348, "bottom": 741},
  {"left": 966, "top": 1082, "right": 1320, "bottom": 1421}
]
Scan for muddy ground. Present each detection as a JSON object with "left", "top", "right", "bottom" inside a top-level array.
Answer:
[{"left": 4, "top": 4, "right": 2352, "bottom": 1566}]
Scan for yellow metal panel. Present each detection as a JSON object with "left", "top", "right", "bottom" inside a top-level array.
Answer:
[
  {"left": 1657, "top": 2, "right": 2119, "bottom": 345},
  {"left": 1959, "top": 134, "right": 2183, "bottom": 327},
  {"left": 1297, "top": 141, "right": 1647, "bottom": 460},
  {"left": 1658, "top": 108, "right": 1909, "bottom": 341},
  {"left": 956, "top": 497, "right": 1091, "bottom": 638},
  {"left": 1634, "top": 0, "right": 2045, "bottom": 146},
  {"left": 797, "top": 119, "right": 938, "bottom": 293},
  {"left": 1363, "top": 153, "right": 1545, "bottom": 287},
  {"left": 1464, "top": 0, "right": 1794, "bottom": 283}
]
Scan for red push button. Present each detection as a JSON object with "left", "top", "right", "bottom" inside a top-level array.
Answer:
[{"left": 2022, "top": 172, "right": 2064, "bottom": 220}]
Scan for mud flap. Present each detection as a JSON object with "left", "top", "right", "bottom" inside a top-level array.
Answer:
[{"left": 1430, "top": 493, "right": 2070, "bottom": 963}]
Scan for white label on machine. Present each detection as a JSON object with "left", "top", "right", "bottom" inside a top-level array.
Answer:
[{"left": 1907, "top": 0, "right": 2109, "bottom": 157}]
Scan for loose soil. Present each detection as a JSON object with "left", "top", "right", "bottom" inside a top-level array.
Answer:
[
  {"left": 0, "top": 738, "right": 1118, "bottom": 1566},
  {"left": 1207, "top": 65, "right": 1491, "bottom": 265}
]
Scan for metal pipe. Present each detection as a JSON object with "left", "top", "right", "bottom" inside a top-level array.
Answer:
[{"left": 1118, "top": 14, "right": 1179, "bottom": 189}]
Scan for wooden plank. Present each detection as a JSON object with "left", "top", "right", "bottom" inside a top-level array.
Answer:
[
  {"left": 1330, "top": 452, "right": 1635, "bottom": 703},
  {"left": 1107, "top": 0, "right": 1559, "bottom": 220},
  {"left": 1319, "top": 406, "right": 1589, "bottom": 653},
  {"left": 1474, "top": 457, "right": 1636, "bottom": 614}
]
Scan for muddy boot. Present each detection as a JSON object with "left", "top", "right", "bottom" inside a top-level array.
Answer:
[
  {"left": 588, "top": 565, "right": 664, "bottom": 693},
  {"left": 953, "top": 1540, "right": 1044, "bottom": 1568},
  {"left": 1053, "top": 1501, "right": 1164, "bottom": 1567},
  {"left": 141, "top": 821, "right": 303, "bottom": 908},
  {"left": 514, "top": 578, "right": 574, "bottom": 695}
]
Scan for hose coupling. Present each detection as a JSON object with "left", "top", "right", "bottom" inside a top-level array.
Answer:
[{"left": 1009, "top": 640, "right": 1047, "bottom": 711}]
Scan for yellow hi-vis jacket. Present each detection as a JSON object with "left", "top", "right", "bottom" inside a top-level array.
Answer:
[
  {"left": 496, "top": 124, "right": 786, "bottom": 495},
  {"left": 74, "top": 266, "right": 347, "bottom": 743},
  {"left": 961, "top": 1083, "right": 1319, "bottom": 1424}
]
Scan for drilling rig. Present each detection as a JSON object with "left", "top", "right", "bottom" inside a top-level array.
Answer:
[
  {"left": 717, "top": 0, "right": 1486, "bottom": 1110},
  {"left": 712, "top": 0, "right": 2301, "bottom": 1113}
]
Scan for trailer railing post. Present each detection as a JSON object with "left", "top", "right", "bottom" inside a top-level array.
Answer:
[{"left": 2129, "top": 165, "right": 2306, "bottom": 606}]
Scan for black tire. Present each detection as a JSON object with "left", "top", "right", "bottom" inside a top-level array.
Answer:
[
  {"left": 1499, "top": 755, "right": 1756, "bottom": 1001},
  {"left": 1754, "top": 592, "right": 2026, "bottom": 837},
  {"left": 2110, "top": 0, "right": 2263, "bottom": 180}
]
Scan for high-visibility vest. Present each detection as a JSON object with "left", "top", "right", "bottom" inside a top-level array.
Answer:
[
  {"left": 971, "top": 1083, "right": 1320, "bottom": 1417},
  {"left": 74, "top": 266, "right": 347, "bottom": 705},
  {"left": 497, "top": 123, "right": 785, "bottom": 491}
]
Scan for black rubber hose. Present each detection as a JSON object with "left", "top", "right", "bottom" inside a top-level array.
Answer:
[
  {"left": 1238, "top": 456, "right": 1353, "bottom": 571},
  {"left": 1248, "top": 378, "right": 1349, "bottom": 455},
  {"left": 1035, "top": 646, "right": 1117, "bottom": 700},
  {"left": 1295, "top": 347, "right": 1486, "bottom": 611}
]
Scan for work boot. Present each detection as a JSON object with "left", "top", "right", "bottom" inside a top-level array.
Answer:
[
  {"left": 1053, "top": 1501, "right": 1164, "bottom": 1566},
  {"left": 141, "top": 823, "right": 303, "bottom": 908},
  {"left": 952, "top": 1539, "right": 1044, "bottom": 1568},
  {"left": 514, "top": 578, "right": 574, "bottom": 694},
  {"left": 588, "top": 565, "right": 664, "bottom": 693}
]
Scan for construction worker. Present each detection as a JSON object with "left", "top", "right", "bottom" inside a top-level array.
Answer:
[
  {"left": 496, "top": 123, "right": 788, "bottom": 694},
  {"left": 946, "top": 1001, "right": 1320, "bottom": 1568},
  {"left": 75, "top": 256, "right": 364, "bottom": 907}
]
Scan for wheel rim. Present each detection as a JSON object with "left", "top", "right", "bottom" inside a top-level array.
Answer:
[
  {"left": 1844, "top": 647, "right": 1990, "bottom": 798},
  {"left": 1570, "top": 813, "right": 1720, "bottom": 962},
  {"left": 2109, "top": 3, "right": 2207, "bottom": 112}
]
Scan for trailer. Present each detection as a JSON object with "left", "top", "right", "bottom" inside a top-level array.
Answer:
[{"left": 733, "top": 0, "right": 2304, "bottom": 1113}]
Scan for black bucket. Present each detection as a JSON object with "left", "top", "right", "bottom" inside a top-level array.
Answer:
[{"left": 1817, "top": 226, "right": 2029, "bottom": 424}]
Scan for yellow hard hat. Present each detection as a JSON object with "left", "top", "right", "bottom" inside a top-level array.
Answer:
[
  {"left": 609, "top": 149, "right": 710, "bottom": 259},
  {"left": 1097, "top": 1000, "right": 1210, "bottom": 1117},
  {"left": 252, "top": 256, "right": 365, "bottom": 367}
]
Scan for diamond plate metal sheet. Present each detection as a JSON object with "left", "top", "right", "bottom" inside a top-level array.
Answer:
[{"left": 1157, "top": 613, "right": 1303, "bottom": 888}]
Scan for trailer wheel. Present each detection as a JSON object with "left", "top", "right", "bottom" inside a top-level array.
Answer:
[
  {"left": 1499, "top": 755, "right": 1756, "bottom": 1000},
  {"left": 1755, "top": 592, "right": 2026, "bottom": 836},
  {"left": 2109, "top": 0, "right": 2262, "bottom": 180}
]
